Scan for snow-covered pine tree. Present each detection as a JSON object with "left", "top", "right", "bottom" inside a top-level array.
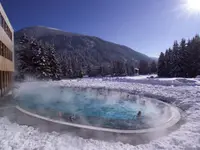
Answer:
[
  {"left": 179, "top": 38, "right": 189, "bottom": 77},
  {"left": 171, "top": 41, "right": 182, "bottom": 77},
  {"left": 58, "top": 53, "right": 68, "bottom": 78},
  {"left": 69, "top": 56, "right": 83, "bottom": 78},
  {"left": 158, "top": 52, "right": 166, "bottom": 77},
  {"left": 32, "top": 40, "right": 50, "bottom": 80},
  {"left": 16, "top": 35, "right": 41, "bottom": 79},
  {"left": 158, "top": 34, "right": 200, "bottom": 78},
  {"left": 44, "top": 43, "right": 61, "bottom": 80},
  {"left": 150, "top": 60, "right": 157, "bottom": 74},
  {"left": 189, "top": 35, "right": 200, "bottom": 77},
  {"left": 164, "top": 48, "right": 174, "bottom": 77},
  {"left": 168, "top": 48, "right": 173, "bottom": 77},
  {"left": 17, "top": 35, "right": 30, "bottom": 79}
]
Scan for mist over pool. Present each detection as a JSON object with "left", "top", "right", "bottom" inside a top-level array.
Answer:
[
  {"left": 15, "top": 85, "right": 178, "bottom": 132},
  {"left": 0, "top": 77, "right": 199, "bottom": 149}
]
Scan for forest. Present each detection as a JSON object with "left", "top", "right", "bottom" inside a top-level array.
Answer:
[
  {"left": 16, "top": 35, "right": 157, "bottom": 80},
  {"left": 158, "top": 35, "right": 200, "bottom": 78}
]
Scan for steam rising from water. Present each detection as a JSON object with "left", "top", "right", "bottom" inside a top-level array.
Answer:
[
  {"left": 0, "top": 77, "right": 190, "bottom": 148},
  {"left": 14, "top": 82, "right": 175, "bottom": 134}
]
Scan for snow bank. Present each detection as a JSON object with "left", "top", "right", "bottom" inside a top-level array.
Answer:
[{"left": 103, "top": 75, "right": 200, "bottom": 86}]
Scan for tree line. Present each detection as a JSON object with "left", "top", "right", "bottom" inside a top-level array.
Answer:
[
  {"left": 158, "top": 35, "right": 200, "bottom": 78},
  {"left": 16, "top": 35, "right": 157, "bottom": 81}
]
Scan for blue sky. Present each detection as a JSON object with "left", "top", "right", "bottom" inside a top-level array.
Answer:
[{"left": 1, "top": 0, "right": 200, "bottom": 57}]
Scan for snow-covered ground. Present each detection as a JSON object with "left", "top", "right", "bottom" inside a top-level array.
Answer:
[
  {"left": 102, "top": 75, "right": 200, "bottom": 86},
  {"left": 0, "top": 76, "right": 200, "bottom": 150}
]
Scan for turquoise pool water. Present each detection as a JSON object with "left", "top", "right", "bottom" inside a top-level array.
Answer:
[{"left": 17, "top": 87, "right": 168, "bottom": 130}]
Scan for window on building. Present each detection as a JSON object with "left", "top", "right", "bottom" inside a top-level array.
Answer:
[
  {"left": 0, "top": 41, "right": 13, "bottom": 61},
  {"left": 0, "top": 12, "right": 12, "bottom": 40},
  {"left": 0, "top": 14, "right": 2, "bottom": 27}
]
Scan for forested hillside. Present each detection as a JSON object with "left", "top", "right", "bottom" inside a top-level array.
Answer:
[
  {"left": 15, "top": 26, "right": 152, "bottom": 80},
  {"left": 158, "top": 35, "right": 200, "bottom": 78}
]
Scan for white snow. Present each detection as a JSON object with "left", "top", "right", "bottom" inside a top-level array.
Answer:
[
  {"left": 1, "top": 76, "right": 200, "bottom": 150},
  {"left": 102, "top": 75, "right": 200, "bottom": 86},
  {"left": 37, "top": 26, "right": 61, "bottom": 31},
  {"left": 47, "top": 27, "right": 61, "bottom": 31}
]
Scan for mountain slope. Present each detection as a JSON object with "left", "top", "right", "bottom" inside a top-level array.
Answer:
[
  {"left": 15, "top": 26, "right": 151, "bottom": 79},
  {"left": 15, "top": 26, "right": 151, "bottom": 63}
]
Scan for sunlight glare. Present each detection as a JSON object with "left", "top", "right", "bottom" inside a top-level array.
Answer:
[{"left": 185, "top": 0, "right": 200, "bottom": 13}]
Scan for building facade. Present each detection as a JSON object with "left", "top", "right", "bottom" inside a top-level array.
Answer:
[{"left": 0, "top": 3, "right": 14, "bottom": 96}]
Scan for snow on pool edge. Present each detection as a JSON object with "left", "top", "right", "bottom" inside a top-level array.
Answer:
[{"left": 1, "top": 79, "right": 200, "bottom": 150}]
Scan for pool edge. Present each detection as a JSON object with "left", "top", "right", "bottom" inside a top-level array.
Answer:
[{"left": 16, "top": 105, "right": 181, "bottom": 134}]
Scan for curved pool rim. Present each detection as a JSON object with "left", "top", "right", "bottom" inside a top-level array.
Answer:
[{"left": 16, "top": 96, "right": 181, "bottom": 134}]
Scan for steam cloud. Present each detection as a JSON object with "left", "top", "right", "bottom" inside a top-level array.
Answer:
[{"left": 9, "top": 78, "right": 175, "bottom": 145}]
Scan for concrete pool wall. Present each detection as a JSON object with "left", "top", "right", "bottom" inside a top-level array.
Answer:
[
  {"left": 16, "top": 101, "right": 181, "bottom": 134},
  {"left": 14, "top": 85, "right": 182, "bottom": 134},
  {"left": 0, "top": 96, "right": 182, "bottom": 145}
]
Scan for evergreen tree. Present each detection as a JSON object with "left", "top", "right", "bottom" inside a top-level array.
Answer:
[
  {"left": 171, "top": 41, "right": 182, "bottom": 77},
  {"left": 17, "top": 35, "right": 62, "bottom": 80},
  {"left": 158, "top": 52, "right": 165, "bottom": 77},
  {"left": 71, "top": 57, "right": 83, "bottom": 78},
  {"left": 150, "top": 61, "right": 157, "bottom": 74},
  {"left": 164, "top": 49, "right": 173, "bottom": 77},
  {"left": 59, "top": 54, "right": 68, "bottom": 78},
  {"left": 17, "top": 35, "right": 34, "bottom": 79},
  {"left": 125, "top": 63, "right": 134, "bottom": 76},
  {"left": 33, "top": 41, "right": 50, "bottom": 79},
  {"left": 189, "top": 35, "right": 200, "bottom": 77},
  {"left": 17, "top": 36, "right": 45, "bottom": 79},
  {"left": 179, "top": 38, "right": 188, "bottom": 77},
  {"left": 158, "top": 34, "right": 200, "bottom": 78},
  {"left": 139, "top": 60, "right": 149, "bottom": 75},
  {"left": 45, "top": 43, "right": 61, "bottom": 80},
  {"left": 112, "top": 61, "right": 121, "bottom": 76}
]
